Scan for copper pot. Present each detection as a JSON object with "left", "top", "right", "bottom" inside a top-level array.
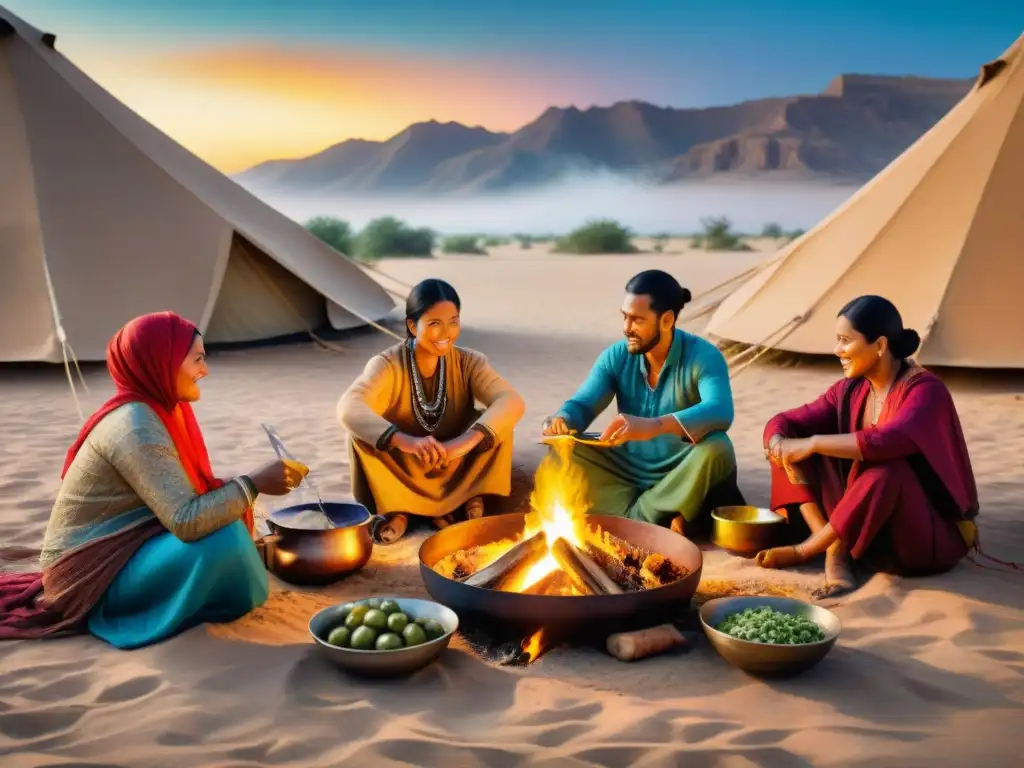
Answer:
[{"left": 256, "top": 502, "right": 394, "bottom": 586}]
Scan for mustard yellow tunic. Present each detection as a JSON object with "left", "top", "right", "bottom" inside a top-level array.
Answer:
[{"left": 336, "top": 342, "right": 524, "bottom": 517}]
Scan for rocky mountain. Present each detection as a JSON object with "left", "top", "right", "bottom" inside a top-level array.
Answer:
[
  {"left": 235, "top": 73, "right": 974, "bottom": 194},
  {"left": 239, "top": 120, "right": 508, "bottom": 191}
]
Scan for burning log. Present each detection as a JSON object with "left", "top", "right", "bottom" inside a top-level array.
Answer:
[
  {"left": 606, "top": 624, "right": 690, "bottom": 662},
  {"left": 520, "top": 570, "right": 571, "bottom": 596},
  {"left": 459, "top": 531, "right": 547, "bottom": 589},
  {"left": 550, "top": 538, "right": 624, "bottom": 596}
]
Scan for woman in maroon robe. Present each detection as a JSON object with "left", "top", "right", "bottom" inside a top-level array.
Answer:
[{"left": 757, "top": 295, "right": 978, "bottom": 593}]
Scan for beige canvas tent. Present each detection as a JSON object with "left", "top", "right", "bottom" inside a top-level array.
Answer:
[
  {"left": 706, "top": 32, "right": 1024, "bottom": 369},
  {"left": 0, "top": 7, "right": 394, "bottom": 364}
]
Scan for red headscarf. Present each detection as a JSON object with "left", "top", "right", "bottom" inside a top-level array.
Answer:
[{"left": 62, "top": 312, "right": 253, "bottom": 533}]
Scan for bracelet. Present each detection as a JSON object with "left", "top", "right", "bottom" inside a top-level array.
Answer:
[
  {"left": 377, "top": 425, "right": 399, "bottom": 451},
  {"left": 470, "top": 423, "right": 495, "bottom": 452},
  {"left": 236, "top": 475, "right": 258, "bottom": 507}
]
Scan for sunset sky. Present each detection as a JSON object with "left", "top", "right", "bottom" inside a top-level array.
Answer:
[{"left": 5, "top": 1, "right": 1022, "bottom": 172}]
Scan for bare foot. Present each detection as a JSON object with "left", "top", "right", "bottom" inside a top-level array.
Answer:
[
  {"left": 465, "top": 497, "right": 485, "bottom": 520},
  {"left": 817, "top": 541, "right": 856, "bottom": 597},
  {"left": 755, "top": 545, "right": 807, "bottom": 569},
  {"left": 432, "top": 515, "right": 453, "bottom": 530},
  {"left": 670, "top": 516, "right": 686, "bottom": 536},
  {"left": 372, "top": 513, "right": 408, "bottom": 544}
]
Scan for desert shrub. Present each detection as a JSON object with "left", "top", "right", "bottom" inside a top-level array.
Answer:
[
  {"left": 761, "top": 222, "right": 784, "bottom": 238},
  {"left": 787, "top": 228, "right": 806, "bottom": 243},
  {"left": 696, "top": 216, "right": 752, "bottom": 252},
  {"left": 305, "top": 216, "right": 354, "bottom": 255},
  {"left": 554, "top": 219, "right": 637, "bottom": 255},
  {"left": 514, "top": 233, "right": 533, "bottom": 249},
  {"left": 651, "top": 232, "right": 671, "bottom": 253},
  {"left": 482, "top": 235, "right": 510, "bottom": 247},
  {"left": 355, "top": 216, "right": 435, "bottom": 260},
  {"left": 441, "top": 235, "right": 487, "bottom": 255}
]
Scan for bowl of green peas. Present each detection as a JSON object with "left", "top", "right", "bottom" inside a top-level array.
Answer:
[{"left": 699, "top": 596, "right": 841, "bottom": 677}]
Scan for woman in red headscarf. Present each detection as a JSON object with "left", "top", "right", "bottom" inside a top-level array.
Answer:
[{"left": 0, "top": 312, "right": 307, "bottom": 648}]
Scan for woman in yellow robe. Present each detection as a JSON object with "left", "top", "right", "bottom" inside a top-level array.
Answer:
[{"left": 337, "top": 279, "right": 526, "bottom": 542}]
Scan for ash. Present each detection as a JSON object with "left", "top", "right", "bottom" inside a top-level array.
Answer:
[{"left": 586, "top": 531, "right": 689, "bottom": 591}]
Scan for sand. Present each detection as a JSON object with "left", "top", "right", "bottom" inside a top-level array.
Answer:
[{"left": 1, "top": 248, "right": 1022, "bottom": 767}]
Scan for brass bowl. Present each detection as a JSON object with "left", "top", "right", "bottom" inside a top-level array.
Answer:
[
  {"left": 711, "top": 505, "right": 786, "bottom": 557},
  {"left": 309, "top": 597, "right": 459, "bottom": 677},
  {"left": 699, "top": 596, "right": 842, "bottom": 678}
]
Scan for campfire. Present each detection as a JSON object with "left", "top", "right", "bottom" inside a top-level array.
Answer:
[{"left": 432, "top": 441, "right": 689, "bottom": 597}]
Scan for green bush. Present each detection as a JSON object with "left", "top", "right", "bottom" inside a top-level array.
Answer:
[
  {"left": 554, "top": 219, "right": 637, "bottom": 255},
  {"left": 651, "top": 232, "right": 671, "bottom": 253},
  {"left": 482, "top": 235, "right": 510, "bottom": 247},
  {"left": 441, "top": 235, "right": 487, "bottom": 255},
  {"left": 695, "top": 216, "right": 752, "bottom": 252},
  {"left": 355, "top": 217, "right": 435, "bottom": 260},
  {"left": 305, "top": 216, "right": 354, "bottom": 255},
  {"left": 513, "top": 233, "right": 533, "bottom": 249},
  {"left": 761, "top": 222, "right": 784, "bottom": 238},
  {"left": 787, "top": 228, "right": 806, "bottom": 243}
]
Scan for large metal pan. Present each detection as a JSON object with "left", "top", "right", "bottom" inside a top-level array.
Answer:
[
  {"left": 258, "top": 501, "right": 395, "bottom": 586},
  {"left": 418, "top": 513, "right": 703, "bottom": 636}
]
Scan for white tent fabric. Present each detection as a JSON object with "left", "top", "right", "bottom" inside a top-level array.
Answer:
[
  {"left": 0, "top": 7, "right": 394, "bottom": 363},
  {"left": 706, "top": 33, "right": 1024, "bottom": 369}
]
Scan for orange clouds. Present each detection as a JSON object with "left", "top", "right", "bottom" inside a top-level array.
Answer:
[{"left": 100, "top": 43, "right": 585, "bottom": 171}]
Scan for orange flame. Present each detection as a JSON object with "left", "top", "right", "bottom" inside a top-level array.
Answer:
[
  {"left": 519, "top": 627, "right": 550, "bottom": 663},
  {"left": 502, "top": 440, "right": 592, "bottom": 592}
]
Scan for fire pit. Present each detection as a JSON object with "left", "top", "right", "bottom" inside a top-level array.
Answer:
[{"left": 417, "top": 444, "right": 703, "bottom": 653}]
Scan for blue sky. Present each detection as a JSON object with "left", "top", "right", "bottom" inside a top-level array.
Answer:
[{"left": 5, "top": 0, "right": 1021, "bottom": 169}]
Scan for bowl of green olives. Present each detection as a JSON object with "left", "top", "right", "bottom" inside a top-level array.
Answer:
[{"left": 309, "top": 596, "right": 459, "bottom": 676}]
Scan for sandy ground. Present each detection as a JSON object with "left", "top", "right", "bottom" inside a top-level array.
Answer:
[{"left": 1, "top": 249, "right": 1022, "bottom": 767}]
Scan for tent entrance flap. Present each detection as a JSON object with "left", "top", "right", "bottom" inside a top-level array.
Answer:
[{"left": 204, "top": 233, "right": 328, "bottom": 344}]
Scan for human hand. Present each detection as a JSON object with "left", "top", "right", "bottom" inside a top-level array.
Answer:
[
  {"left": 442, "top": 431, "right": 483, "bottom": 464},
  {"left": 392, "top": 433, "right": 448, "bottom": 470},
  {"left": 770, "top": 437, "right": 816, "bottom": 466},
  {"left": 248, "top": 458, "right": 309, "bottom": 496},
  {"left": 541, "top": 415, "right": 571, "bottom": 436},
  {"left": 599, "top": 413, "right": 660, "bottom": 445}
]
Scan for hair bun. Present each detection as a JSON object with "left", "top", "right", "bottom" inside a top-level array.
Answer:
[
  {"left": 680, "top": 287, "right": 692, "bottom": 305},
  {"left": 895, "top": 328, "right": 921, "bottom": 358}
]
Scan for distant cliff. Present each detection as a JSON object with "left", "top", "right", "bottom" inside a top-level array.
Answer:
[{"left": 236, "top": 73, "right": 974, "bottom": 194}]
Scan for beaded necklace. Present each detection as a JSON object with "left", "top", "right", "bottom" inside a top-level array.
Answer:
[{"left": 405, "top": 339, "right": 446, "bottom": 433}]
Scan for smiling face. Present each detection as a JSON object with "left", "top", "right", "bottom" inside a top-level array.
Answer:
[
  {"left": 175, "top": 333, "right": 209, "bottom": 402},
  {"left": 834, "top": 314, "right": 887, "bottom": 379},
  {"left": 621, "top": 293, "right": 673, "bottom": 355},
  {"left": 407, "top": 300, "right": 461, "bottom": 355}
]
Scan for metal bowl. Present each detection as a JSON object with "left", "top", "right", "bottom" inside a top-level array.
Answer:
[
  {"left": 711, "top": 505, "right": 787, "bottom": 557},
  {"left": 418, "top": 513, "right": 703, "bottom": 637},
  {"left": 308, "top": 597, "right": 459, "bottom": 677},
  {"left": 699, "top": 596, "right": 842, "bottom": 677}
]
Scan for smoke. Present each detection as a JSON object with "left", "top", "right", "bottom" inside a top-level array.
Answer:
[{"left": 240, "top": 171, "right": 860, "bottom": 235}]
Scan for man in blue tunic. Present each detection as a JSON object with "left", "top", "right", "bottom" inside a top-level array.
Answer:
[{"left": 541, "top": 270, "right": 736, "bottom": 533}]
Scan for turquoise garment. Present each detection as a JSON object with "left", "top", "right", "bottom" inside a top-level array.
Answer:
[
  {"left": 87, "top": 521, "right": 268, "bottom": 649},
  {"left": 554, "top": 329, "right": 737, "bottom": 524},
  {"left": 556, "top": 329, "right": 734, "bottom": 454}
]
